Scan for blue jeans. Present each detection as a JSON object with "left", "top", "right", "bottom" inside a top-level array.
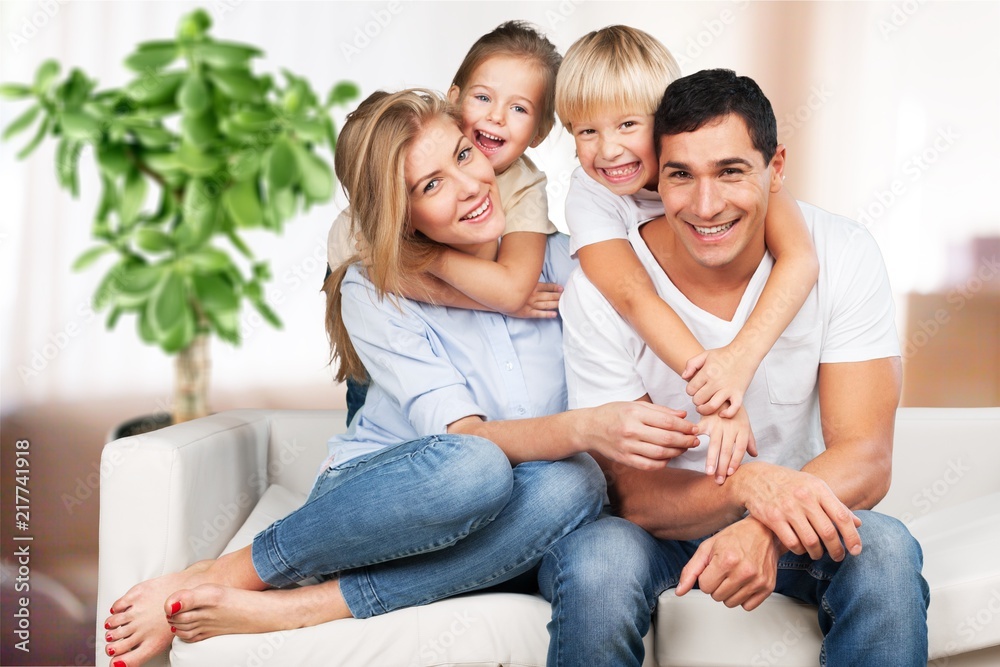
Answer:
[
  {"left": 538, "top": 511, "right": 929, "bottom": 667},
  {"left": 251, "top": 434, "right": 605, "bottom": 618}
]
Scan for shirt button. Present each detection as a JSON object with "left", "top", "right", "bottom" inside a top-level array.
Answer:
[
  {"left": 517, "top": 407, "right": 526, "bottom": 415},
  {"left": 505, "top": 362, "right": 513, "bottom": 371}
]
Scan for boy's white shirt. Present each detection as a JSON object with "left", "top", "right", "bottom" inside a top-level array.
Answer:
[
  {"left": 327, "top": 155, "right": 556, "bottom": 269},
  {"left": 564, "top": 166, "right": 665, "bottom": 257},
  {"left": 559, "top": 202, "right": 901, "bottom": 474}
]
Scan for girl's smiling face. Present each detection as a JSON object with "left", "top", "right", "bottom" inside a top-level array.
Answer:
[
  {"left": 405, "top": 116, "right": 506, "bottom": 259},
  {"left": 449, "top": 54, "right": 548, "bottom": 174}
]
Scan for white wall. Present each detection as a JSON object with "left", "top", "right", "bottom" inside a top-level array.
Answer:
[{"left": 2, "top": 1, "right": 998, "bottom": 413}]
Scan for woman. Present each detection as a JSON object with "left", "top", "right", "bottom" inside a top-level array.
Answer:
[{"left": 102, "top": 90, "right": 699, "bottom": 667}]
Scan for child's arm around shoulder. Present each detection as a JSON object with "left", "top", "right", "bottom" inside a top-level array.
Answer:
[{"left": 684, "top": 187, "right": 820, "bottom": 415}]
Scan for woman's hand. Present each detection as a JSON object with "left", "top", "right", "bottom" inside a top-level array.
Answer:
[
  {"left": 695, "top": 405, "right": 758, "bottom": 484},
  {"left": 510, "top": 282, "right": 563, "bottom": 319},
  {"left": 682, "top": 345, "right": 759, "bottom": 417},
  {"left": 578, "top": 402, "right": 700, "bottom": 471}
]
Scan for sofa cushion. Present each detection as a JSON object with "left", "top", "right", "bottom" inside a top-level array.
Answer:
[
  {"left": 173, "top": 483, "right": 656, "bottom": 666},
  {"left": 654, "top": 492, "right": 1000, "bottom": 666}
]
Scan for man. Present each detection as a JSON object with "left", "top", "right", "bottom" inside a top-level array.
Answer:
[{"left": 539, "top": 69, "right": 929, "bottom": 667}]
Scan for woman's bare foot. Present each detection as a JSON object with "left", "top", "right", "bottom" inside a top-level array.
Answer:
[
  {"left": 102, "top": 560, "right": 214, "bottom": 666},
  {"left": 169, "top": 579, "right": 352, "bottom": 642}
]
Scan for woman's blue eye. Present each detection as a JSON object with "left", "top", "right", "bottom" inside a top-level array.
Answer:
[{"left": 458, "top": 147, "right": 472, "bottom": 162}]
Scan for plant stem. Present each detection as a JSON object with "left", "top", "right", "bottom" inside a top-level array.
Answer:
[{"left": 174, "top": 333, "right": 210, "bottom": 423}]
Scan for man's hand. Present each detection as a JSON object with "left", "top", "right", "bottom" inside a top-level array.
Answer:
[
  {"left": 675, "top": 516, "right": 783, "bottom": 611},
  {"left": 510, "top": 282, "right": 562, "bottom": 319},
  {"left": 696, "top": 405, "right": 758, "bottom": 484},
  {"left": 578, "top": 402, "right": 700, "bottom": 471},
  {"left": 733, "top": 461, "right": 863, "bottom": 561},
  {"left": 682, "top": 345, "right": 759, "bottom": 417}
]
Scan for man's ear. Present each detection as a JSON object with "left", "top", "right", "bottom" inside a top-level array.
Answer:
[
  {"left": 447, "top": 85, "right": 461, "bottom": 105},
  {"left": 769, "top": 144, "right": 787, "bottom": 193}
]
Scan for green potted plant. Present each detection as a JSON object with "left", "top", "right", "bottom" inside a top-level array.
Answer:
[{"left": 1, "top": 9, "right": 358, "bottom": 432}]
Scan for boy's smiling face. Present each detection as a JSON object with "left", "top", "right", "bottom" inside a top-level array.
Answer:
[
  {"left": 449, "top": 54, "right": 547, "bottom": 174},
  {"left": 570, "top": 110, "right": 659, "bottom": 196}
]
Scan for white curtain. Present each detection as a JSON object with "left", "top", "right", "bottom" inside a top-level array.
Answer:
[{"left": 2, "top": 1, "right": 998, "bottom": 413}]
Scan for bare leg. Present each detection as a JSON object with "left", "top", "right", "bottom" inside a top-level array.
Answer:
[
  {"left": 168, "top": 578, "right": 352, "bottom": 642},
  {"left": 102, "top": 546, "right": 266, "bottom": 666}
]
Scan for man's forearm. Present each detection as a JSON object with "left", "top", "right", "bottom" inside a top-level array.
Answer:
[{"left": 604, "top": 460, "right": 746, "bottom": 540}]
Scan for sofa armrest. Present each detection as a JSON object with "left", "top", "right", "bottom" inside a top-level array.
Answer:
[{"left": 96, "top": 410, "right": 275, "bottom": 666}]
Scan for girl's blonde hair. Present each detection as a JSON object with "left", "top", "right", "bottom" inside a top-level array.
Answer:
[
  {"left": 451, "top": 20, "right": 562, "bottom": 142},
  {"left": 555, "top": 25, "right": 681, "bottom": 131},
  {"left": 325, "top": 89, "right": 461, "bottom": 382}
]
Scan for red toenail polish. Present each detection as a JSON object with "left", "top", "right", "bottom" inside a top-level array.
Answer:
[
  {"left": 169, "top": 601, "right": 181, "bottom": 615},
  {"left": 113, "top": 661, "right": 126, "bottom": 667},
  {"left": 105, "top": 622, "right": 111, "bottom": 630},
  {"left": 171, "top": 626, "right": 176, "bottom": 633},
  {"left": 107, "top": 647, "right": 115, "bottom": 656},
  {"left": 106, "top": 633, "right": 113, "bottom": 642},
  {"left": 110, "top": 606, "right": 115, "bottom": 614}
]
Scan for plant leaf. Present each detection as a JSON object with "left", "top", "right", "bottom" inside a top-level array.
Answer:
[
  {"left": 96, "top": 143, "right": 131, "bottom": 176},
  {"left": 287, "top": 117, "right": 326, "bottom": 143},
  {"left": 266, "top": 137, "right": 297, "bottom": 192},
  {"left": 327, "top": 80, "right": 360, "bottom": 107},
  {"left": 177, "top": 73, "right": 210, "bottom": 115},
  {"left": 112, "top": 263, "right": 165, "bottom": 308},
  {"left": 193, "top": 272, "right": 239, "bottom": 312},
  {"left": 60, "top": 111, "right": 102, "bottom": 142},
  {"left": 148, "top": 270, "right": 188, "bottom": 335},
  {"left": 33, "top": 60, "right": 60, "bottom": 94},
  {"left": 124, "top": 45, "right": 178, "bottom": 72},
  {"left": 192, "top": 41, "right": 262, "bottom": 69},
  {"left": 207, "top": 69, "right": 260, "bottom": 103},
  {"left": 226, "top": 229, "right": 254, "bottom": 258},
  {"left": 135, "top": 228, "right": 173, "bottom": 252},
  {"left": 125, "top": 71, "right": 185, "bottom": 106},
  {"left": 0, "top": 83, "right": 33, "bottom": 100},
  {"left": 55, "top": 139, "right": 82, "bottom": 197},
  {"left": 178, "top": 178, "right": 218, "bottom": 249},
  {"left": 229, "top": 149, "right": 261, "bottom": 182},
  {"left": 120, "top": 169, "right": 148, "bottom": 227},
  {"left": 175, "top": 142, "right": 222, "bottom": 175},
  {"left": 137, "top": 40, "right": 178, "bottom": 52},
  {"left": 272, "top": 187, "right": 296, "bottom": 222},
  {"left": 159, "top": 305, "right": 196, "bottom": 354},
  {"left": 249, "top": 295, "right": 282, "bottom": 328},
  {"left": 206, "top": 308, "right": 240, "bottom": 344},
  {"left": 187, "top": 248, "right": 233, "bottom": 272},
  {"left": 292, "top": 142, "right": 333, "bottom": 201},
  {"left": 16, "top": 115, "right": 51, "bottom": 159},
  {"left": 72, "top": 246, "right": 113, "bottom": 271},
  {"left": 222, "top": 179, "right": 263, "bottom": 227},
  {"left": 181, "top": 111, "right": 217, "bottom": 147},
  {"left": 131, "top": 125, "right": 175, "bottom": 148},
  {"left": 2, "top": 105, "right": 40, "bottom": 140}
]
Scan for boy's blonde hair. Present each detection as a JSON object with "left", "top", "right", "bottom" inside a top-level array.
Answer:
[
  {"left": 556, "top": 25, "right": 681, "bottom": 130},
  {"left": 452, "top": 20, "right": 562, "bottom": 142},
  {"left": 326, "top": 89, "right": 459, "bottom": 382}
]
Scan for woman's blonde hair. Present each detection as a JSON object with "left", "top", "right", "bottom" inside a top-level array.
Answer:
[
  {"left": 325, "top": 89, "right": 461, "bottom": 382},
  {"left": 555, "top": 25, "right": 681, "bottom": 131},
  {"left": 451, "top": 20, "right": 562, "bottom": 142}
]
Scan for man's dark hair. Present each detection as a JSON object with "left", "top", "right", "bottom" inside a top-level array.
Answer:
[{"left": 654, "top": 69, "right": 777, "bottom": 164}]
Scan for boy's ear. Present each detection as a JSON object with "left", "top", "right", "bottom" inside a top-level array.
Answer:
[
  {"left": 529, "top": 132, "right": 545, "bottom": 148},
  {"left": 768, "top": 144, "right": 787, "bottom": 193},
  {"left": 447, "top": 85, "right": 461, "bottom": 105}
]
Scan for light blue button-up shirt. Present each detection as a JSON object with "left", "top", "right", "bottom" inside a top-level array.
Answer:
[{"left": 325, "top": 233, "right": 576, "bottom": 468}]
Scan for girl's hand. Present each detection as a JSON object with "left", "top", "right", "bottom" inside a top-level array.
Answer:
[
  {"left": 696, "top": 405, "right": 758, "bottom": 484},
  {"left": 682, "top": 345, "right": 758, "bottom": 417},
  {"left": 510, "top": 282, "right": 563, "bottom": 319}
]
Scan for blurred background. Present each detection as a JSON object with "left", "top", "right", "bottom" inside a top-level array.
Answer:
[{"left": 1, "top": 1, "right": 997, "bottom": 664}]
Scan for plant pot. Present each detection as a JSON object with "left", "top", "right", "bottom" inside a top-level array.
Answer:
[{"left": 107, "top": 412, "right": 173, "bottom": 442}]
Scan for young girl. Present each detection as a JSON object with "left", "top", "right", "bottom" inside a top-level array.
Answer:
[
  {"left": 326, "top": 21, "right": 565, "bottom": 423},
  {"left": 555, "top": 26, "right": 821, "bottom": 482}
]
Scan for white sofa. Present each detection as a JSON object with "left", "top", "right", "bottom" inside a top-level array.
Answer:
[{"left": 97, "top": 407, "right": 1000, "bottom": 667}]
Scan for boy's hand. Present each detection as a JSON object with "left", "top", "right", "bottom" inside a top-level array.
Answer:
[
  {"left": 682, "top": 345, "right": 759, "bottom": 417},
  {"left": 510, "top": 282, "right": 563, "bottom": 319},
  {"left": 696, "top": 405, "right": 758, "bottom": 484}
]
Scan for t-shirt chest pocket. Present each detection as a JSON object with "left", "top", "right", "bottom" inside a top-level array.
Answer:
[{"left": 763, "top": 326, "right": 823, "bottom": 405}]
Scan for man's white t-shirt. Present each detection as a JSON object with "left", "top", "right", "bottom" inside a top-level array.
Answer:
[
  {"left": 560, "top": 202, "right": 900, "bottom": 473},
  {"left": 564, "top": 166, "right": 664, "bottom": 257}
]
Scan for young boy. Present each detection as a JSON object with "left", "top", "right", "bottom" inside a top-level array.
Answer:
[{"left": 556, "top": 26, "right": 820, "bottom": 481}]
